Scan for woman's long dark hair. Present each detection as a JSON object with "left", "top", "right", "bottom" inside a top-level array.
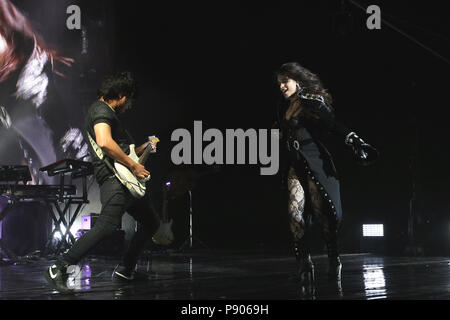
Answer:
[
  {"left": 0, "top": 0, "right": 72, "bottom": 82},
  {"left": 276, "top": 62, "right": 333, "bottom": 108}
]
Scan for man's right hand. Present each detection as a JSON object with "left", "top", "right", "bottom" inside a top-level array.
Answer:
[{"left": 130, "top": 162, "right": 150, "bottom": 179}]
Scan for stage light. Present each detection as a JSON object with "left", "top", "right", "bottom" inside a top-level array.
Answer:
[
  {"left": 360, "top": 224, "right": 386, "bottom": 254},
  {"left": 363, "top": 224, "right": 384, "bottom": 237},
  {"left": 53, "top": 231, "right": 62, "bottom": 240},
  {"left": 53, "top": 225, "right": 77, "bottom": 239}
]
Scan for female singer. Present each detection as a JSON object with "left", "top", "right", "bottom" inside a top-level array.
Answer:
[{"left": 275, "top": 62, "right": 378, "bottom": 284}]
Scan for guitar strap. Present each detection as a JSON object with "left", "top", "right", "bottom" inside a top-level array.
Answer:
[{"left": 87, "top": 132, "right": 135, "bottom": 193}]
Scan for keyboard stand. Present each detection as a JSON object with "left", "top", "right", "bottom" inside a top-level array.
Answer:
[{"left": 43, "top": 175, "right": 89, "bottom": 256}]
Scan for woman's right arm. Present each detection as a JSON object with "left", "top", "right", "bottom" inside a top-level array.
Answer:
[{"left": 302, "top": 96, "right": 379, "bottom": 164}]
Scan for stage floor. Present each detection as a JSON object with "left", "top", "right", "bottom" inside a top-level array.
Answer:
[{"left": 0, "top": 251, "right": 449, "bottom": 300}]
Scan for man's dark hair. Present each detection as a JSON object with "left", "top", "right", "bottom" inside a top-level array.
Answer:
[{"left": 97, "top": 71, "right": 137, "bottom": 101}]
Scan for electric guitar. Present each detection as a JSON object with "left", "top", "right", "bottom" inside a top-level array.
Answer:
[
  {"left": 114, "top": 136, "right": 160, "bottom": 198},
  {"left": 152, "top": 182, "right": 174, "bottom": 245}
]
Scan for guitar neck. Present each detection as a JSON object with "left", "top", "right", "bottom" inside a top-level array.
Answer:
[
  {"left": 138, "top": 145, "right": 152, "bottom": 165},
  {"left": 139, "top": 137, "right": 159, "bottom": 165},
  {"left": 161, "top": 188, "right": 169, "bottom": 223}
]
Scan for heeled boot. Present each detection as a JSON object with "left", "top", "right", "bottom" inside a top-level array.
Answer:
[{"left": 293, "top": 241, "right": 315, "bottom": 285}]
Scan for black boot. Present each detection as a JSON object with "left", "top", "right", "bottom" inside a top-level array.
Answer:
[
  {"left": 293, "top": 241, "right": 315, "bottom": 286},
  {"left": 326, "top": 239, "right": 342, "bottom": 281}
]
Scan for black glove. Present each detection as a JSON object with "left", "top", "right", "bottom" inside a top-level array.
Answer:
[{"left": 345, "top": 132, "right": 379, "bottom": 166}]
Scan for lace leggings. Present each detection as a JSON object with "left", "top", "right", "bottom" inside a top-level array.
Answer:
[{"left": 287, "top": 167, "right": 338, "bottom": 244}]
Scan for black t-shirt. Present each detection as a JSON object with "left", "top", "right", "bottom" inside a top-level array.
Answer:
[{"left": 85, "top": 100, "right": 135, "bottom": 184}]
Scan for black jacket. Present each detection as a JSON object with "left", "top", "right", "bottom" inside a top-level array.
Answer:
[{"left": 276, "top": 94, "right": 352, "bottom": 223}]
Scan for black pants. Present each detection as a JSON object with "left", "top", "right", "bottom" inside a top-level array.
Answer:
[{"left": 62, "top": 177, "right": 160, "bottom": 268}]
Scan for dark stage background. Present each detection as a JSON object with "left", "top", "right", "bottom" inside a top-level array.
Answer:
[{"left": 2, "top": 0, "right": 449, "bottom": 256}]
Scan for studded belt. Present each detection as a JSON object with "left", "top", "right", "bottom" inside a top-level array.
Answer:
[{"left": 286, "top": 138, "right": 313, "bottom": 152}]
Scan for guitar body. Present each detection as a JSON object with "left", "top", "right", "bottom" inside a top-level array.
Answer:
[
  {"left": 114, "top": 144, "right": 150, "bottom": 198},
  {"left": 152, "top": 219, "right": 174, "bottom": 246},
  {"left": 152, "top": 183, "right": 174, "bottom": 246}
]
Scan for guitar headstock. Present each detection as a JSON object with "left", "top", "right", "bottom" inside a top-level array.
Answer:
[
  {"left": 148, "top": 136, "right": 160, "bottom": 146},
  {"left": 148, "top": 136, "right": 160, "bottom": 153},
  {"left": 162, "top": 181, "right": 171, "bottom": 203}
]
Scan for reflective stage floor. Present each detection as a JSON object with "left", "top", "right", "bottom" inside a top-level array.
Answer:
[{"left": 0, "top": 251, "right": 449, "bottom": 300}]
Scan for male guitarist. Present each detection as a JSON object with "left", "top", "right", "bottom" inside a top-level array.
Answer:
[{"left": 44, "top": 71, "right": 167, "bottom": 292}]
